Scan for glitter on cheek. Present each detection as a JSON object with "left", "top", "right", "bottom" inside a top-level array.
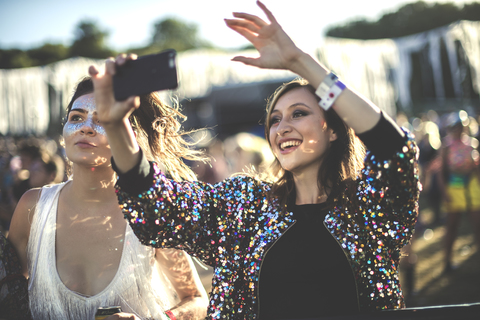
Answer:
[
  {"left": 63, "top": 122, "right": 83, "bottom": 138},
  {"left": 64, "top": 94, "right": 106, "bottom": 136},
  {"left": 93, "top": 123, "right": 106, "bottom": 136}
]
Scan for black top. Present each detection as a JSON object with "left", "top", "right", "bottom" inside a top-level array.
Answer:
[{"left": 259, "top": 203, "right": 358, "bottom": 319}]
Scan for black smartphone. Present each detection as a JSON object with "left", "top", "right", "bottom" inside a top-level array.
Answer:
[{"left": 113, "top": 49, "right": 178, "bottom": 101}]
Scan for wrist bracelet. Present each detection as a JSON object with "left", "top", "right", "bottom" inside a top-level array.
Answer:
[
  {"left": 315, "top": 72, "right": 338, "bottom": 98},
  {"left": 316, "top": 72, "right": 346, "bottom": 110},
  {"left": 165, "top": 310, "right": 176, "bottom": 320}
]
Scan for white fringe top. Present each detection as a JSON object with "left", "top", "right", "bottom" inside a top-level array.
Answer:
[{"left": 27, "top": 182, "right": 178, "bottom": 320}]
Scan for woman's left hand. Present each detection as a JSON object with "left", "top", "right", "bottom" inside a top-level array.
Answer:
[
  {"left": 224, "top": 0, "right": 303, "bottom": 71},
  {"left": 104, "top": 312, "right": 140, "bottom": 320}
]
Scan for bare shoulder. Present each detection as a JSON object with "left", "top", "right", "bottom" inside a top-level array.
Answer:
[
  {"left": 7, "top": 188, "right": 42, "bottom": 276},
  {"left": 8, "top": 188, "right": 41, "bottom": 244}
]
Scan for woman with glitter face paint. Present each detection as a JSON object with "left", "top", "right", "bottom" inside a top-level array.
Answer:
[
  {"left": 89, "top": 1, "right": 420, "bottom": 319},
  {"left": 7, "top": 78, "right": 209, "bottom": 320}
]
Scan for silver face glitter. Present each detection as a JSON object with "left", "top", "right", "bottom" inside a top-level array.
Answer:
[{"left": 63, "top": 93, "right": 106, "bottom": 137}]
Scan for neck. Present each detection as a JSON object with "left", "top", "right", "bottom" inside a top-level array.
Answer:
[
  {"left": 292, "top": 169, "right": 327, "bottom": 205},
  {"left": 68, "top": 164, "right": 117, "bottom": 203}
]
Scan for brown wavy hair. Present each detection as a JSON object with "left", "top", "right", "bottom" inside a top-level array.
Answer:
[
  {"left": 264, "top": 78, "right": 365, "bottom": 209},
  {"left": 65, "top": 77, "right": 207, "bottom": 181}
]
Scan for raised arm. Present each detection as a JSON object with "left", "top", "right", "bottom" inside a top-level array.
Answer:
[
  {"left": 88, "top": 55, "right": 141, "bottom": 174},
  {"left": 225, "top": 0, "right": 388, "bottom": 135}
]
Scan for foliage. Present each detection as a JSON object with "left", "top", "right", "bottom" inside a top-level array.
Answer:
[
  {"left": 0, "top": 49, "right": 34, "bottom": 69},
  {"left": 28, "top": 44, "right": 69, "bottom": 66},
  {"left": 68, "top": 20, "right": 116, "bottom": 59},
  {"left": 0, "top": 19, "right": 112, "bottom": 69},
  {"left": 128, "top": 17, "right": 212, "bottom": 56},
  {"left": 326, "top": 1, "right": 480, "bottom": 39}
]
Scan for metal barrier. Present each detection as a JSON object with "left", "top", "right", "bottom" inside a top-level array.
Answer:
[{"left": 297, "top": 303, "right": 480, "bottom": 320}]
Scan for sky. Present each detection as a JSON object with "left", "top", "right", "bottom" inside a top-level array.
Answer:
[{"left": 0, "top": 0, "right": 475, "bottom": 53}]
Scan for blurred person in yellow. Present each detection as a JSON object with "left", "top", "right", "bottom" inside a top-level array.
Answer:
[{"left": 438, "top": 111, "right": 480, "bottom": 273}]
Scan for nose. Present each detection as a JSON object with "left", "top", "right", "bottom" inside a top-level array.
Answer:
[
  {"left": 80, "top": 118, "right": 96, "bottom": 136},
  {"left": 276, "top": 119, "right": 292, "bottom": 136}
]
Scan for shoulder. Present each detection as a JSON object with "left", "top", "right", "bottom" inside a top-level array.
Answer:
[
  {"left": 7, "top": 188, "right": 42, "bottom": 257},
  {"left": 10, "top": 188, "right": 42, "bottom": 229},
  {"left": 219, "top": 175, "right": 272, "bottom": 193},
  {"left": 14, "top": 188, "right": 42, "bottom": 220}
]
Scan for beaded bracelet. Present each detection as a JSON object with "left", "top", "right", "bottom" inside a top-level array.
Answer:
[
  {"left": 315, "top": 72, "right": 346, "bottom": 110},
  {"left": 165, "top": 310, "right": 177, "bottom": 320}
]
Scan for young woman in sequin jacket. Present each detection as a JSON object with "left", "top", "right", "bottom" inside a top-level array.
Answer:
[{"left": 87, "top": 1, "right": 420, "bottom": 319}]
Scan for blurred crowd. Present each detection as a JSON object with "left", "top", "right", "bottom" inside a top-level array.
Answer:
[
  {"left": 0, "top": 135, "right": 66, "bottom": 235},
  {"left": 397, "top": 109, "right": 480, "bottom": 302}
]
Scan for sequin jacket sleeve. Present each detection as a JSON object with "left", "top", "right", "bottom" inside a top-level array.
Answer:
[
  {"left": 359, "top": 128, "right": 419, "bottom": 250},
  {"left": 116, "top": 162, "right": 275, "bottom": 267},
  {"left": 324, "top": 128, "right": 420, "bottom": 311}
]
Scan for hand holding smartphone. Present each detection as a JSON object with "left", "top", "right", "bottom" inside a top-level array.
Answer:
[{"left": 113, "top": 49, "right": 178, "bottom": 101}]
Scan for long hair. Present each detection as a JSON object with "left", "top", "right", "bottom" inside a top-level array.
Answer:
[
  {"left": 65, "top": 77, "right": 207, "bottom": 181},
  {"left": 264, "top": 78, "right": 365, "bottom": 209}
]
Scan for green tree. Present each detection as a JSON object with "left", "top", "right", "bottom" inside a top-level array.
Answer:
[
  {"left": 326, "top": 1, "right": 479, "bottom": 39},
  {"left": 129, "top": 17, "right": 211, "bottom": 55},
  {"left": 69, "top": 20, "right": 115, "bottom": 58},
  {"left": 0, "top": 49, "right": 33, "bottom": 69},
  {"left": 28, "top": 43, "right": 69, "bottom": 66}
]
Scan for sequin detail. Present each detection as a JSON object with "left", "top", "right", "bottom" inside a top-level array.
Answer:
[{"left": 116, "top": 129, "right": 420, "bottom": 319}]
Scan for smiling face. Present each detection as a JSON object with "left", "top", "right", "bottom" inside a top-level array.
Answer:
[
  {"left": 63, "top": 93, "right": 111, "bottom": 168},
  {"left": 268, "top": 87, "right": 337, "bottom": 175}
]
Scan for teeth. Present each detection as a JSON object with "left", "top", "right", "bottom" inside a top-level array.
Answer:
[{"left": 280, "top": 140, "right": 301, "bottom": 150}]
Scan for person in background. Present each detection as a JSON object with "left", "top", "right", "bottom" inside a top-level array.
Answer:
[
  {"left": 12, "top": 144, "right": 42, "bottom": 204},
  {"left": 6, "top": 78, "right": 208, "bottom": 320},
  {"left": 438, "top": 112, "right": 480, "bottom": 273}
]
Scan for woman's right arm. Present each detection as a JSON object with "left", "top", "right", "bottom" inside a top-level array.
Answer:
[
  {"left": 7, "top": 189, "right": 40, "bottom": 278},
  {"left": 88, "top": 55, "right": 141, "bottom": 174}
]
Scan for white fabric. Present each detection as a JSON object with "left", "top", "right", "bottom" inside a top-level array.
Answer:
[{"left": 27, "top": 182, "right": 177, "bottom": 320}]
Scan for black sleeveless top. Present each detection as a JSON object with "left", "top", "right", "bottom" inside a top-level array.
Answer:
[{"left": 258, "top": 202, "right": 358, "bottom": 319}]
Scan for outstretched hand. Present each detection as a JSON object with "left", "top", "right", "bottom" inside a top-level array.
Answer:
[
  {"left": 88, "top": 54, "right": 140, "bottom": 128},
  {"left": 224, "top": 0, "right": 303, "bottom": 70}
]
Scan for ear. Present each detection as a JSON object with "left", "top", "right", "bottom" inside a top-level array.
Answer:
[{"left": 329, "top": 129, "right": 337, "bottom": 142}]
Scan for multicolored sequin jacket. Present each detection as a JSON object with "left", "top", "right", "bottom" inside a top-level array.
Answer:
[{"left": 116, "top": 130, "right": 419, "bottom": 320}]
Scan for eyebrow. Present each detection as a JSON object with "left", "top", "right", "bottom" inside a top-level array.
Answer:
[
  {"left": 70, "top": 108, "right": 88, "bottom": 114},
  {"left": 271, "top": 102, "right": 312, "bottom": 114},
  {"left": 70, "top": 108, "right": 98, "bottom": 115}
]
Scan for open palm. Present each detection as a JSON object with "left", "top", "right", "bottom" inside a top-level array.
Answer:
[{"left": 225, "top": 1, "right": 302, "bottom": 70}]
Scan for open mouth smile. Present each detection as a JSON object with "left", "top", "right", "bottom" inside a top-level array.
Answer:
[{"left": 279, "top": 140, "right": 302, "bottom": 151}]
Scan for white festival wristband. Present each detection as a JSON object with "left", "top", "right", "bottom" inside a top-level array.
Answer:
[
  {"left": 315, "top": 72, "right": 346, "bottom": 111},
  {"left": 315, "top": 72, "right": 338, "bottom": 98},
  {"left": 318, "top": 78, "right": 346, "bottom": 110}
]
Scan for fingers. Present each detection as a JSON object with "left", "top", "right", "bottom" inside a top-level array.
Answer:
[
  {"left": 224, "top": 20, "right": 258, "bottom": 44},
  {"left": 115, "top": 53, "right": 138, "bottom": 66},
  {"left": 105, "top": 58, "right": 116, "bottom": 76},
  {"left": 256, "top": 0, "right": 278, "bottom": 25},
  {"left": 231, "top": 56, "right": 263, "bottom": 68},
  {"left": 88, "top": 65, "right": 100, "bottom": 77},
  {"left": 226, "top": 16, "right": 261, "bottom": 34},
  {"left": 105, "top": 53, "right": 138, "bottom": 76},
  {"left": 232, "top": 12, "right": 267, "bottom": 29},
  {"left": 128, "top": 96, "right": 141, "bottom": 111}
]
